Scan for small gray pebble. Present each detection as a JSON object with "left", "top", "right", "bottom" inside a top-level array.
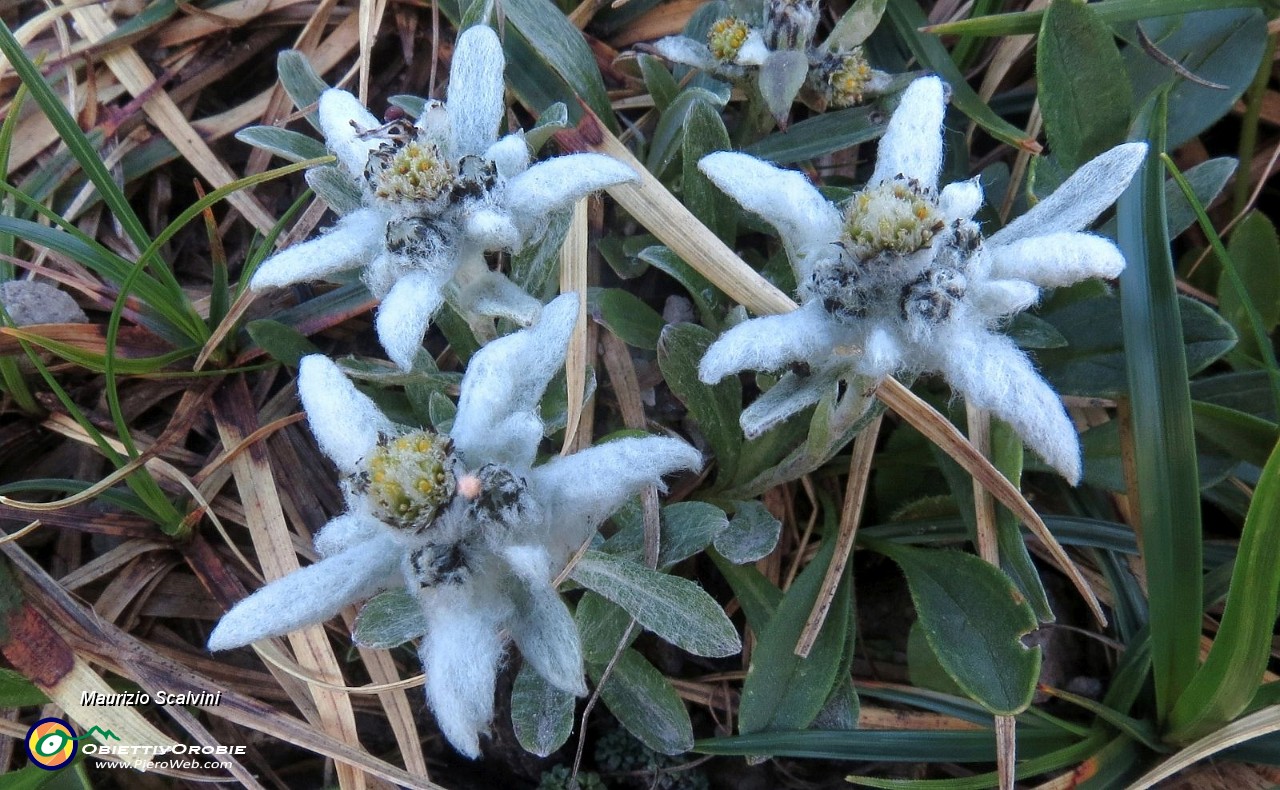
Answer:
[{"left": 0, "top": 281, "right": 88, "bottom": 326}]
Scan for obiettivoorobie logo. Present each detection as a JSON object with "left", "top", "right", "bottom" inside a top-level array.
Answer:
[{"left": 24, "top": 718, "right": 120, "bottom": 770}]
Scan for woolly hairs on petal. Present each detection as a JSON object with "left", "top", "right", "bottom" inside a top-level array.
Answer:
[
  {"left": 298, "top": 355, "right": 396, "bottom": 475},
  {"left": 249, "top": 208, "right": 384, "bottom": 290},
  {"left": 699, "top": 301, "right": 845, "bottom": 383},
  {"left": 208, "top": 536, "right": 401, "bottom": 651},
  {"left": 869, "top": 76, "right": 946, "bottom": 188}
]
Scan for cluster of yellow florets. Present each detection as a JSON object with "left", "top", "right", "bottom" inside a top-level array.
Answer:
[
  {"left": 826, "top": 50, "right": 872, "bottom": 107},
  {"left": 708, "top": 17, "right": 751, "bottom": 61},
  {"left": 368, "top": 138, "right": 455, "bottom": 206},
  {"left": 843, "top": 179, "right": 944, "bottom": 258},
  {"left": 366, "top": 430, "right": 456, "bottom": 528}
]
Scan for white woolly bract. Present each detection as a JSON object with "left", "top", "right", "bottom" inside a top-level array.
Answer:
[
  {"left": 740, "top": 368, "right": 839, "bottom": 438},
  {"left": 504, "top": 155, "right": 638, "bottom": 238},
  {"left": 990, "top": 142, "right": 1148, "bottom": 245},
  {"left": 449, "top": 293, "right": 579, "bottom": 468},
  {"left": 969, "top": 279, "right": 1040, "bottom": 317},
  {"left": 990, "top": 233, "right": 1127, "bottom": 286},
  {"left": 507, "top": 582, "right": 588, "bottom": 696},
  {"left": 699, "top": 302, "right": 846, "bottom": 383},
  {"left": 938, "top": 179, "right": 983, "bottom": 223},
  {"left": 698, "top": 152, "right": 841, "bottom": 282},
  {"left": 374, "top": 270, "right": 451, "bottom": 372},
  {"left": 870, "top": 76, "right": 946, "bottom": 187},
  {"left": 298, "top": 355, "right": 395, "bottom": 475},
  {"left": 250, "top": 209, "right": 383, "bottom": 290},
  {"left": 456, "top": 270, "right": 542, "bottom": 327},
  {"left": 930, "top": 325, "right": 1081, "bottom": 483},
  {"left": 485, "top": 134, "right": 531, "bottom": 180},
  {"left": 418, "top": 577, "right": 513, "bottom": 759},
  {"left": 650, "top": 36, "right": 717, "bottom": 70},
  {"left": 207, "top": 535, "right": 400, "bottom": 651},
  {"left": 318, "top": 89, "right": 380, "bottom": 175},
  {"left": 447, "top": 25, "right": 506, "bottom": 160},
  {"left": 531, "top": 436, "right": 702, "bottom": 560},
  {"left": 312, "top": 510, "right": 382, "bottom": 558}
]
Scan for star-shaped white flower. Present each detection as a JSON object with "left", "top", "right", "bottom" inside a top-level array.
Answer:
[
  {"left": 697, "top": 76, "right": 1147, "bottom": 483},
  {"left": 208, "top": 294, "right": 701, "bottom": 758},
  {"left": 249, "top": 25, "right": 636, "bottom": 370},
  {"left": 651, "top": 0, "right": 892, "bottom": 116}
]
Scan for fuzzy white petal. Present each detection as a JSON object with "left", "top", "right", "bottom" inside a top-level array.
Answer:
[
  {"left": 989, "top": 142, "right": 1148, "bottom": 245},
  {"left": 313, "top": 510, "right": 383, "bottom": 558},
  {"left": 299, "top": 355, "right": 396, "bottom": 474},
  {"left": 930, "top": 326, "right": 1081, "bottom": 483},
  {"left": 450, "top": 293, "right": 579, "bottom": 466},
  {"left": 318, "top": 89, "right": 381, "bottom": 175},
  {"left": 376, "top": 270, "right": 450, "bottom": 371},
  {"left": 970, "top": 279, "right": 1040, "bottom": 316},
  {"left": 208, "top": 534, "right": 400, "bottom": 650},
  {"left": 456, "top": 270, "right": 541, "bottom": 325},
  {"left": 939, "top": 179, "right": 983, "bottom": 222},
  {"left": 249, "top": 209, "right": 383, "bottom": 290},
  {"left": 699, "top": 302, "right": 844, "bottom": 383},
  {"left": 508, "top": 581, "right": 587, "bottom": 696},
  {"left": 699, "top": 152, "right": 842, "bottom": 282},
  {"left": 740, "top": 368, "right": 839, "bottom": 439},
  {"left": 485, "top": 134, "right": 530, "bottom": 180},
  {"left": 650, "top": 36, "right": 718, "bottom": 70},
  {"left": 504, "top": 155, "right": 638, "bottom": 234},
  {"left": 464, "top": 207, "right": 521, "bottom": 250},
  {"left": 531, "top": 436, "right": 701, "bottom": 559},
  {"left": 870, "top": 76, "right": 946, "bottom": 188},
  {"left": 448, "top": 25, "right": 507, "bottom": 159},
  {"left": 419, "top": 577, "right": 512, "bottom": 758},
  {"left": 989, "top": 232, "right": 1127, "bottom": 286}
]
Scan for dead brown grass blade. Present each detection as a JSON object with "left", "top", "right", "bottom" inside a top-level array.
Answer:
[
  {"left": 212, "top": 376, "right": 368, "bottom": 790},
  {"left": 560, "top": 198, "right": 590, "bottom": 454}
]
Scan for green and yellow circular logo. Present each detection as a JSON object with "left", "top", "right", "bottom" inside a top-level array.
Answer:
[{"left": 25, "top": 717, "right": 77, "bottom": 770}]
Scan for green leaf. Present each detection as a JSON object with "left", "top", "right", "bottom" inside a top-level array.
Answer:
[
  {"left": 589, "top": 288, "right": 665, "bottom": 350},
  {"left": 884, "top": 0, "right": 1039, "bottom": 152},
  {"left": 351, "top": 590, "right": 426, "bottom": 649},
  {"left": 0, "top": 667, "right": 49, "bottom": 706},
  {"left": 1036, "top": 0, "right": 1131, "bottom": 170},
  {"left": 1192, "top": 400, "right": 1279, "bottom": 469},
  {"left": 743, "top": 105, "right": 887, "bottom": 165},
  {"left": 511, "top": 663, "right": 576, "bottom": 757},
  {"left": 235, "top": 127, "right": 328, "bottom": 163},
  {"left": 526, "top": 102, "right": 570, "bottom": 153},
  {"left": 639, "top": 54, "right": 680, "bottom": 113},
  {"left": 570, "top": 550, "right": 741, "bottom": 657},
  {"left": 739, "top": 535, "right": 852, "bottom": 733},
  {"left": 907, "top": 621, "right": 966, "bottom": 697},
  {"left": 592, "top": 649, "right": 694, "bottom": 755},
  {"left": 277, "top": 50, "right": 329, "bottom": 128},
  {"left": 709, "top": 551, "right": 783, "bottom": 630},
  {"left": 758, "top": 50, "right": 809, "bottom": 127},
  {"left": 658, "top": 323, "right": 743, "bottom": 483},
  {"left": 696, "top": 727, "right": 1079, "bottom": 761},
  {"left": 1167, "top": 436, "right": 1280, "bottom": 742},
  {"left": 682, "top": 97, "right": 735, "bottom": 242},
  {"left": 1038, "top": 294, "right": 1237, "bottom": 397},
  {"left": 823, "top": 0, "right": 887, "bottom": 50},
  {"left": 1116, "top": 95, "right": 1201, "bottom": 719},
  {"left": 601, "top": 501, "right": 729, "bottom": 566},
  {"left": 502, "top": 0, "right": 617, "bottom": 129},
  {"left": 246, "top": 319, "right": 320, "bottom": 368},
  {"left": 428, "top": 390, "right": 457, "bottom": 434},
  {"left": 1099, "top": 157, "right": 1238, "bottom": 241},
  {"left": 714, "top": 500, "right": 782, "bottom": 564},
  {"left": 636, "top": 246, "right": 726, "bottom": 328},
  {"left": 1124, "top": 9, "right": 1269, "bottom": 150},
  {"left": 646, "top": 88, "right": 727, "bottom": 177},
  {"left": 306, "top": 165, "right": 363, "bottom": 215},
  {"left": 871, "top": 542, "right": 1040, "bottom": 715},
  {"left": 575, "top": 590, "right": 636, "bottom": 665},
  {"left": 925, "top": 0, "right": 1266, "bottom": 37},
  {"left": 1220, "top": 211, "right": 1280, "bottom": 362}
]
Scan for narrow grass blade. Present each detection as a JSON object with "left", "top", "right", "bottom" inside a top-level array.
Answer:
[{"left": 1116, "top": 93, "right": 1202, "bottom": 720}]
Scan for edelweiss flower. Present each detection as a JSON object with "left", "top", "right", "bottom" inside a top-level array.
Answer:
[
  {"left": 697, "top": 76, "right": 1147, "bottom": 483},
  {"left": 651, "top": 0, "right": 892, "bottom": 116},
  {"left": 208, "top": 294, "right": 701, "bottom": 757},
  {"left": 250, "top": 25, "right": 636, "bottom": 370}
]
